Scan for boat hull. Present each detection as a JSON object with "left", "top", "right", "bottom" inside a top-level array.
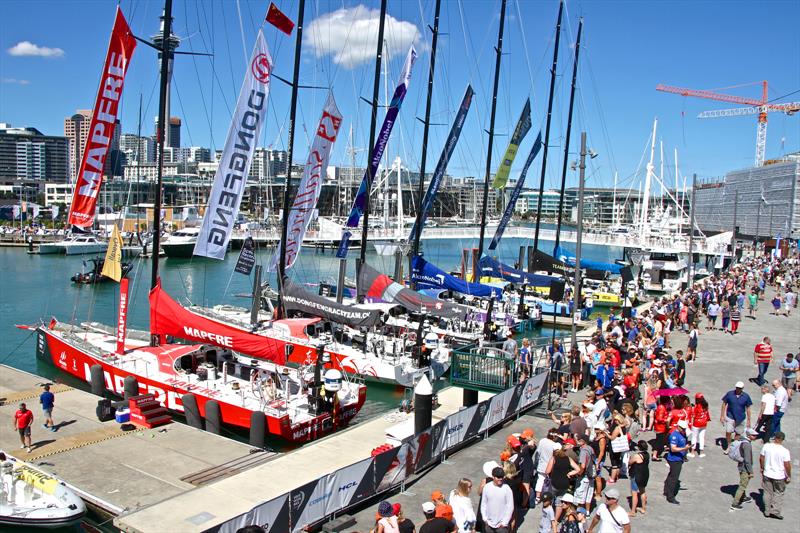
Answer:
[
  {"left": 64, "top": 244, "right": 108, "bottom": 256},
  {"left": 35, "top": 327, "right": 365, "bottom": 443},
  {"left": 162, "top": 242, "right": 196, "bottom": 258}
]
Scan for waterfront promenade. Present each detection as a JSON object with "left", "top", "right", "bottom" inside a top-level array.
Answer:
[{"left": 344, "top": 288, "right": 798, "bottom": 532}]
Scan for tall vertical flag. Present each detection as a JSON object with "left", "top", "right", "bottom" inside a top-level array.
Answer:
[
  {"left": 408, "top": 85, "right": 475, "bottom": 243},
  {"left": 489, "top": 132, "right": 543, "bottom": 250},
  {"left": 101, "top": 224, "right": 125, "bottom": 281},
  {"left": 491, "top": 99, "right": 532, "bottom": 189},
  {"left": 270, "top": 94, "right": 343, "bottom": 272},
  {"left": 68, "top": 8, "right": 137, "bottom": 227},
  {"left": 194, "top": 31, "right": 273, "bottom": 259},
  {"left": 336, "top": 47, "right": 418, "bottom": 258},
  {"left": 265, "top": 2, "right": 295, "bottom": 35}
]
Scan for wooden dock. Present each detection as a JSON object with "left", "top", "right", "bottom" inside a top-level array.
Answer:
[{"left": 0, "top": 365, "right": 267, "bottom": 519}]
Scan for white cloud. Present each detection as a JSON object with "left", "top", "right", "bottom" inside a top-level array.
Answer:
[
  {"left": 7, "top": 41, "right": 65, "bottom": 58},
  {"left": 1, "top": 78, "right": 30, "bottom": 85},
  {"left": 305, "top": 5, "right": 421, "bottom": 69}
]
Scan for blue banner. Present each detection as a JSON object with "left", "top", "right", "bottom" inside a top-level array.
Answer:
[
  {"left": 335, "top": 231, "right": 352, "bottom": 259},
  {"left": 411, "top": 255, "right": 502, "bottom": 298},
  {"left": 554, "top": 245, "right": 622, "bottom": 274},
  {"left": 489, "top": 131, "right": 542, "bottom": 250},
  {"left": 478, "top": 255, "right": 558, "bottom": 287},
  {"left": 339, "top": 48, "right": 417, "bottom": 257},
  {"left": 408, "top": 85, "right": 474, "bottom": 243}
]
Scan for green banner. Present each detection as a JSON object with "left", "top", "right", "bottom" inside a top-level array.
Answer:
[{"left": 492, "top": 98, "right": 532, "bottom": 189}]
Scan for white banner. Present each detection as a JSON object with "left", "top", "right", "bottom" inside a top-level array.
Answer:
[
  {"left": 446, "top": 404, "right": 478, "bottom": 449},
  {"left": 194, "top": 30, "right": 273, "bottom": 259},
  {"left": 517, "top": 371, "right": 549, "bottom": 411},
  {"left": 270, "top": 93, "right": 343, "bottom": 271},
  {"left": 480, "top": 388, "right": 515, "bottom": 433}
]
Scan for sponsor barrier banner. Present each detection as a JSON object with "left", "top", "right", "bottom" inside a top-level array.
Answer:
[
  {"left": 288, "top": 479, "right": 321, "bottom": 532},
  {"left": 375, "top": 443, "right": 410, "bottom": 492},
  {"left": 518, "top": 370, "right": 549, "bottom": 411},
  {"left": 480, "top": 388, "right": 515, "bottom": 433},
  {"left": 194, "top": 31, "right": 272, "bottom": 259},
  {"left": 323, "top": 457, "right": 374, "bottom": 517},
  {"left": 408, "top": 85, "right": 474, "bottom": 243},
  {"left": 270, "top": 94, "right": 343, "bottom": 271},
  {"left": 68, "top": 8, "right": 136, "bottom": 227},
  {"left": 445, "top": 404, "right": 478, "bottom": 449},
  {"left": 340, "top": 47, "right": 417, "bottom": 256},
  {"left": 234, "top": 236, "right": 256, "bottom": 275},
  {"left": 492, "top": 99, "right": 532, "bottom": 189},
  {"left": 282, "top": 278, "right": 382, "bottom": 328},
  {"left": 489, "top": 132, "right": 542, "bottom": 250},
  {"left": 217, "top": 494, "right": 290, "bottom": 533}
]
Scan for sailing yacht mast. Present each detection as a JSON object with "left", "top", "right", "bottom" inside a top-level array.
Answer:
[
  {"left": 476, "top": 0, "right": 507, "bottom": 260},
  {"left": 150, "top": 0, "right": 174, "bottom": 345},
  {"left": 640, "top": 118, "right": 657, "bottom": 244},
  {"left": 277, "top": 0, "right": 306, "bottom": 317},
  {"left": 357, "top": 0, "right": 388, "bottom": 268},
  {"left": 410, "top": 0, "right": 441, "bottom": 278},
  {"left": 553, "top": 17, "right": 583, "bottom": 251},
  {"left": 532, "top": 0, "right": 564, "bottom": 253}
]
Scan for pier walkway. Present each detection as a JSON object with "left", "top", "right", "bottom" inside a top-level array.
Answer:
[
  {"left": 343, "top": 287, "right": 798, "bottom": 532},
  {"left": 0, "top": 365, "right": 260, "bottom": 518}
]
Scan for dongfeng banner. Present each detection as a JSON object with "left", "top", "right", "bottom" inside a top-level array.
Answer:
[
  {"left": 270, "top": 94, "right": 343, "bottom": 271},
  {"left": 336, "top": 46, "right": 417, "bottom": 258},
  {"left": 67, "top": 8, "right": 136, "bottom": 227},
  {"left": 194, "top": 31, "right": 273, "bottom": 259},
  {"left": 491, "top": 99, "right": 532, "bottom": 189}
]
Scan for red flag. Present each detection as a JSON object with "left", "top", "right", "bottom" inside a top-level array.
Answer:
[
  {"left": 266, "top": 2, "right": 294, "bottom": 36},
  {"left": 116, "top": 278, "right": 129, "bottom": 354}
]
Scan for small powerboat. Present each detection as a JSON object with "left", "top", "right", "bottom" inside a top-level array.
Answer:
[
  {"left": 0, "top": 452, "right": 86, "bottom": 528},
  {"left": 71, "top": 258, "right": 133, "bottom": 284}
]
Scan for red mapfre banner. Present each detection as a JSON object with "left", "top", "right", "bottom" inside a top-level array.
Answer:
[
  {"left": 116, "top": 277, "right": 129, "bottom": 354},
  {"left": 68, "top": 8, "right": 136, "bottom": 227},
  {"left": 149, "top": 281, "right": 286, "bottom": 365}
]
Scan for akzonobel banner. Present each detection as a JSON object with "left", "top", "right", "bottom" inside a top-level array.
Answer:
[
  {"left": 194, "top": 30, "right": 272, "bottom": 259},
  {"left": 68, "top": 8, "right": 136, "bottom": 227},
  {"left": 270, "top": 94, "right": 343, "bottom": 271},
  {"left": 217, "top": 494, "right": 290, "bottom": 533}
]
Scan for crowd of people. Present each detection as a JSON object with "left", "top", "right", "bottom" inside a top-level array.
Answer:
[{"left": 347, "top": 252, "right": 797, "bottom": 533}]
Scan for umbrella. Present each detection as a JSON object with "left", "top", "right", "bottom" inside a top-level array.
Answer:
[{"left": 652, "top": 387, "right": 690, "bottom": 398}]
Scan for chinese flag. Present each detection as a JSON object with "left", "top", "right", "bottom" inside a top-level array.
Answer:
[{"left": 266, "top": 3, "right": 294, "bottom": 36}]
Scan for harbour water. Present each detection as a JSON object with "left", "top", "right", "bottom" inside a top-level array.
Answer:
[{"left": 0, "top": 235, "right": 621, "bottom": 439}]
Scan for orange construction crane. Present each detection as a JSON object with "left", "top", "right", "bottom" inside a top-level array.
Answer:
[{"left": 656, "top": 81, "right": 800, "bottom": 167}]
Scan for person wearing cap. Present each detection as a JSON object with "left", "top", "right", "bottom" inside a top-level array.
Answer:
[
  {"left": 729, "top": 427, "right": 757, "bottom": 511},
  {"left": 663, "top": 419, "right": 691, "bottom": 504},
  {"left": 430, "top": 490, "right": 454, "bottom": 523},
  {"left": 586, "top": 488, "right": 630, "bottom": 533},
  {"left": 12, "top": 402, "right": 34, "bottom": 453},
  {"left": 480, "top": 466, "right": 514, "bottom": 533},
  {"left": 502, "top": 330, "right": 518, "bottom": 359},
  {"left": 392, "top": 504, "right": 415, "bottom": 533},
  {"left": 720, "top": 382, "right": 753, "bottom": 453},
  {"left": 759, "top": 431, "right": 791, "bottom": 520},
  {"left": 374, "top": 500, "right": 399, "bottom": 533},
  {"left": 517, "top": 430, "right": 536, "bottom": 508},
  {"left": 538, "top": 492, "right": 556, "bottom": 533},
  {"left": 420, "top": 501, "right": 457, "bottom": 533},
  {"left": 448, "top": 479, "right": 475, "bottom": 533},
  {"left": 558, "top": 493, "right": 585, "bottom": 533}
]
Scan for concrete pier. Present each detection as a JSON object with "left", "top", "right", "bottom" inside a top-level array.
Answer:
[{"left": 0, "top": 365, "right": 268, "bottom": 517}]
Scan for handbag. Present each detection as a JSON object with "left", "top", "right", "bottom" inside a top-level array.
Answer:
[{"left": 611, "top": 435, "right": 630, "bottom": 453}]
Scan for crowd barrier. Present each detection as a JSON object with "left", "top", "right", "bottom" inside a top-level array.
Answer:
[{"left": 211, "top": 370, "right": 550, "bottom": 533}]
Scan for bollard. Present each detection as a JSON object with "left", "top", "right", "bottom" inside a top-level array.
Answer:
[
  {"left": 463, "top": 388, "right": 478, "bottom": 408},
  {"left": 414, "top": 375, "right": 433, "bottom": 435},
  {"left": 123, "top": 376, "right": 139, "bottom": 401},
  {"left": 90, "top": 364, "right": 105, "bottom": 397},
  {"left": 249, "top": 411, "right": 266, "bottom": 448},
  {"left": 205, "top": 400, "right": 221, "bottom": 435},
  {"left": 182, "top": 393, "right": 203, "bottom": 430}
]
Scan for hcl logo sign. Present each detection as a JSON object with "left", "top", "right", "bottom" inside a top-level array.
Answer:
[{"left": 338, "top": 481, "right": 357, "bottom": 492}]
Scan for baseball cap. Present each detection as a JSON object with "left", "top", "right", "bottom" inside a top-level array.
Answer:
[
  {"left": 595, "top": 388, "right": 605, "bottom": 395},
  {"left": 500, "top": 450, "right": 511, "bottom": 462},
  {"left": 541, "top": 492, "right": 554, "bottom": 502},
  {"left": 582, "top": 401, "right": 594, "bottom": 409},
  {"left": 735, "top": 381, "right": 745, "bottom": 389},
  {"left": 677, "top": 420, "right": 690, "bottom": 430},
  {"left": 392, "top": 503, "right": 401, "bottom": 516},
  {"left": 378, "top": 500, "right": 393, "bottom": 517},
  {"left": 521, "top": 428, "right": 535, "bottom": 440},
  {"left": 431, "top": 490, "right": 444, "bottom": 501},
  {"left": 422, "top": 501, "right": 436, "bottom": 514},
  {"left": 695, "top": 392, "right": 704, "bottom": 399},
  {"left": 483, "top": 460, "right": 500, "bottom": 478},
  {"left": 563, "top": 438, "right": 577, "bottom": 446},
  {"left": 561, "top": 493, "right": 575, "bottom": 504},
  {"left": 604, "top": 488, "right": 620, "bottom": 500},
  {"left": 507, "top": 435, "right": 521, "bottom": 448}
]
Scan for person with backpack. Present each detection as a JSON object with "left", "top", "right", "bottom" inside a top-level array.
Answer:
[{"left": 729, "top": 428, "right": 757, "bottom": 510}]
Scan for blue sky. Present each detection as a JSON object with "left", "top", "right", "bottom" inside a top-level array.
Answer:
[{"left": 1, "top": 0, "right": 798, "bottom": 194}]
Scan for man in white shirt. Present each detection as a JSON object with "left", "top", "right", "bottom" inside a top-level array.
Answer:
[
  {"left": 756, "top": 385, "right": 776, "bottom": 442},
  {"left": 771, "top": 379, "right": 789, "bottom": 435},
  {"left": 480, "top": 466, "right": 514, "bottom": 533},
  {"left": 534, "top": 430, "right": 562, "bottom": 502},
  {"left": 759, "top": 431, "right": 792, "bottom": 520},
  {"left": 587, "top": 488, "right": 631, "bottom": 533},
  {"left": 592, "top": 390, "right": 609, "bottom": 425}
]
